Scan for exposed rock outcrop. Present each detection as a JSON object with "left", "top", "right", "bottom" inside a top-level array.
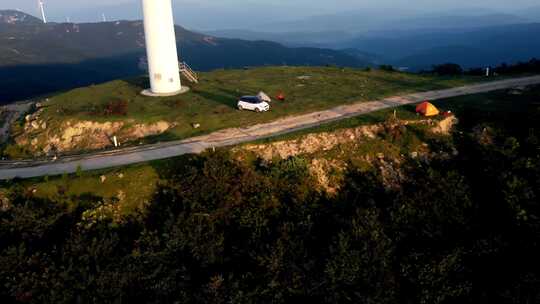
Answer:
[
  {"left": 432, "top": 116, "right": 458, "bottom": 135},
  {"left": 128, "top": 121, "right": 172, "bottom": 138},
  {"left": 237, "top": 117, "right": 458, "bottom": 193},
  {"left": 14, "top": 119, "right": 173, "bottom": 156},
  {"left": 241, "top": 124, "right": 382, "bottom": 160},
  {"left": 310, "top": 158, "right": 346, "bottom": 194},
  {"left": 0, "top": 191, "right": 10, "bottom": 212}
]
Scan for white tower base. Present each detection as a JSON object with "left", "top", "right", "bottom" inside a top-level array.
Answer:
[
  {"left": 141, "top": 0, "right": 184, "bottom": 97},
  {"left": 141, "top": 86, "right": 190, "bottom": 97}
]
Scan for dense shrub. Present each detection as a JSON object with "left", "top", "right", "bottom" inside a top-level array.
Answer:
[
  {"left": 432, "top": 63, "right": 464, "bottom": 76},
  {"left": 1, "top": 106, "right": 539, "bottom": 303},
  {"left": 466, "top": 58, "right": 540, "bottom": 76},
  {"left": 103, "top": 100, "right": 128, "bottom": 116},
  {"left": 379, "top": 64, "right": 395, "bottom": 72}
]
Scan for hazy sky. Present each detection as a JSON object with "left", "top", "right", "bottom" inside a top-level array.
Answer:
[
  {"left": 2, "top": 0, "right": 539, "bottom": 30},
  {"left": 2, "top": 0, "right": 539, "bottom": 15}
]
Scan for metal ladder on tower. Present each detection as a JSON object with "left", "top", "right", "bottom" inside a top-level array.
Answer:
[{"left": 179, "top": 61, "right": 199, "bottom": 84}]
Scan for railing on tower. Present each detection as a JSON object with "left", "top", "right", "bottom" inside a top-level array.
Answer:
[{"left": 179, "top": 61, "right": 199, "bottom": 83}]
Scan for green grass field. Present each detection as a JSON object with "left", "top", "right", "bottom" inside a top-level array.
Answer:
[
  {"left": 36, "top": 66, "right": 481, "bottom": 143},
  {"left": 5, "top": 85, "right": 538, "bottom": 216},
  {"left": 8, "top": 165, "right": 160, "bottom": 215},
  {"left": 252, "top": 84, "right": 540, "bottom": 144}
]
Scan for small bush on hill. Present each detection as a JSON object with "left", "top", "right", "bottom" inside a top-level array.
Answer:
[
  {"left": 379, "top": 64, "right": 395, "bottom": 72},
  {"left": 432, "top": 63, "right": 464, "bottom": 76},
  {"left": 102, "top": 100, "right": 128, "bottom": 116}
]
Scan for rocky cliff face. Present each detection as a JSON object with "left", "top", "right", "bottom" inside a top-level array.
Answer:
[
  {"left": 235, "top": 116, "right": 458, "bottom": 194},
  {"left": 14, "top": 108, "right": 173, "bottom": 156}
]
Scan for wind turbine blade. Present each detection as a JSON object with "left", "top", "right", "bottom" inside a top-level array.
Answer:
[{"left": 38, "top": 0, "right": 47, "bottom": 23}]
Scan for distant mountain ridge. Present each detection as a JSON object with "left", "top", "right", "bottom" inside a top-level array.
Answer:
[
  {"left": 210, "top": 20, "right": 540, "bottom": 71},
  {"left": 0, "top": 11, "right": 365, "bottom": 68},
  {"left": 340, "top": 23, "right": 540, "bottom": 70},
  {"left": 514, "top": 5, "right": 540, "bottom": 21},
  {"left": 204, "top": 29, "right": 354, "bottom": 47},
  {"left": 0, "top": 10, "right": 367, "bottom": 103},
  {"left": 0, "top": 10, "right": 42, "bottom": 25},
  {"left": 259, "top": 10, "right": 533, "bottom": 34}
]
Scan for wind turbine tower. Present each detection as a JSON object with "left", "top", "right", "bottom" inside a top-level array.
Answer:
[
  {"left": 38, "top": 0, "right": 47, "bottom": 24},
  {"left": 141, "top": 0, "right": 187, "bottom": 96}
]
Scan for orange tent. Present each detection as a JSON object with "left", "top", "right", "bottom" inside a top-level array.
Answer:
[{"left": 416, "top": 101, "right": 440, "bottom": 117}]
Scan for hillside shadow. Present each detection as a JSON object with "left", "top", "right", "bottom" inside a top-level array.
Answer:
[
  {"left": 193, "top": 88, "right": 247, "bottom": 108},
  {"left": 0, "top": 51, "right": 145, "bottom": 104},
  {"left": 123, "top": 76, "right": 148, "bottom": 90},
  {"left": 0, "top": 45, "right": 363, "bottom": 106}
]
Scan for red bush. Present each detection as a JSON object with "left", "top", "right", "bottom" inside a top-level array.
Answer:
[{"left": 103, "top": 100, "right": 128, "bottom": 116}]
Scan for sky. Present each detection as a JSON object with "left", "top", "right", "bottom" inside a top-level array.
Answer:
[
  {"left": 1, "top": 0, "right": 539, "bottom": 30},
  {"left": 2, "top": 0, "right": 539, "bottom": 11}
]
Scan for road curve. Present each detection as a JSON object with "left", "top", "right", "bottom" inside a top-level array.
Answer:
[{"left": 2, "top": 75, "right": 540, "bottom": 180}]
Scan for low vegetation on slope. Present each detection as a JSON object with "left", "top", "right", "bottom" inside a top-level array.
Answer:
[
  {"left": 0, "top": 86, "right": 539, "bottom": 303},
  {"left": 3, "top": 66, "right": 481, "bottom": 158}
]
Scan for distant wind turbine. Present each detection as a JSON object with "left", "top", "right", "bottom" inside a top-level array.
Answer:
[{"left": 38, "top": 0, "right": 47, "bottom": 23}]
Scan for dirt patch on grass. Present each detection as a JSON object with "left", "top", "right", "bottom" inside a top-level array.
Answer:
[{"left": 127, "top": 121, "right": 172, "bottom": 138}]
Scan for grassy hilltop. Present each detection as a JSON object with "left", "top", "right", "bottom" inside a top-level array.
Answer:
[
  {"left": 0, "top": 86, "right": 538, "bottom": 302},
  {"left": 4, "top": 66, "right": 482, "bottom": 158},
  {"left": 6, "top": 84, "right": 539, "bottom": 214}
]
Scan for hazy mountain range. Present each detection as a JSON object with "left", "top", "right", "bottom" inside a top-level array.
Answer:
[
  {"left": 34, "top": 2, "right": 540, "bottom": 32},
  {"left": 0, "top": 10, "right": 366, "bottom": 103},
  {"left": 207, "top": 8, "right": 540, "bottom": 71},
  {"left": 344, "top": 23, "right": 540, "bottom": 69},
  {"left": 2, "top": 5, "right": 540, "bottom": 103},
  {"left": 42, "top": 2, "right": 318, "bottom": 31},
  {"left": 256, "top": 11, "right": 531, "bottom": 34}
]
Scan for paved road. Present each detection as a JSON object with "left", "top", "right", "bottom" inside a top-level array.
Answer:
[{"left": 2, "top": 75, "right": 540, "bottom": 180}]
